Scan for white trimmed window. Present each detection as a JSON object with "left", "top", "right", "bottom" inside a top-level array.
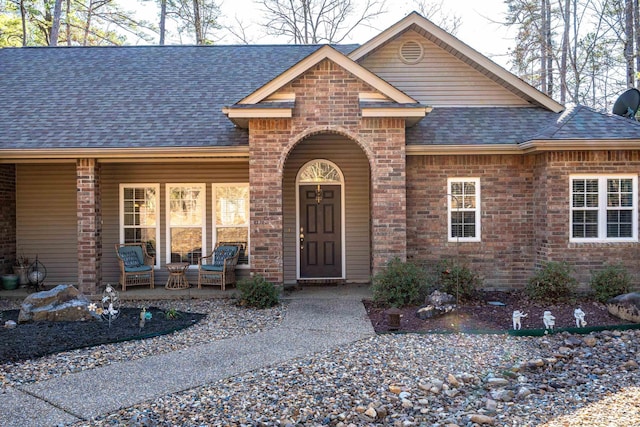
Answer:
[
  {"left": 570, "top": 175, "right": 637, "bottom": 242},
  {"left": 166, "top": 184, "right": 206, "bottom": 265},
  {"left": 213, "top": 184, "right": 250, "bottom": 265},
  {"left": 448, "top": 178, "right": 481, "bottom": 242},
  {"left": 119, "top": 184, "right": 160, "bottom": 266}
]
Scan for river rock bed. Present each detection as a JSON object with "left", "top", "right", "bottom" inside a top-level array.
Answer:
[
  {"left": 0, "top": 299, "right": 285, "bottom": 387},
  {"left": 75, "top": 329, "right": 640, "bottom": 426}
]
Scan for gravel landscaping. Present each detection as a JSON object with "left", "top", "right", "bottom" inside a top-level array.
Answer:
[
  {"left": 0, "top": 299, "right": 285, "bottom": 387},
  {"left": 2, "top": 297, "right": 639, "bottom": 426},
  {"left": 71, "top": 330, "right": 640, "bottom": 427}
]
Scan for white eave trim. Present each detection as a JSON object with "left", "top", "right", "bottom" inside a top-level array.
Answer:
[
  {"left": 519, "top": 139, "right": 640, "bottom": 152},
  {"left": 222, "top": 107, "right": 293, "bottom": 119},
  {"left": 239, "top": 45, "right": 418, "bottom": 105},
  {"left": 0, "top": 146, "right": 250, "bottom": 162},
  {"left": 361, "top": 106, "right": 432, "bottom": 118},
  {"left": 349, "top": 13, "right": 564, "bottom": 113},
  {"left": 407, "top": 139, "right": 640, "bottom": 155},
  {"left": 406, "top": 144, "right": 522, "bottom": 155}
]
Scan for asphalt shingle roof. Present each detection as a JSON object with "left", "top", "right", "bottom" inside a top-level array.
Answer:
[
  {"left": 532, "top": 104, "right": 640, "bottom": 140},
  {"left": 0, "top": 44, "right": 356, "bottom": 149},
  {"left": 406, "top": 107, "right": 560, "bottom": 145},
  {"left": 1, "top": 46, "right": 639, "bottom": 151}
]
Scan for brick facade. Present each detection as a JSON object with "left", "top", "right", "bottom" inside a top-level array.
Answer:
[
  {"left": 248, "top": 59, "right": 407, "bottom": 283},
  {"left": 407, "top": 154, "right": 536, "bottom": 290},
  {"left": 0, "top": 164, "right": 16, "bottom": 275},
  {"left": 532, "top": 151, "right": 640, "bottom": 287},
  {"left": 76, "top": 159, "right": 102, "bottom": 294},
  {"left": 407, "top": 151, "right": 640, "bottom": 290}
]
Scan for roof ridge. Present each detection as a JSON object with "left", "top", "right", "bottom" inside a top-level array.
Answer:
[{"left": 0, "top": 43, "right": 361, "bottom": 51}]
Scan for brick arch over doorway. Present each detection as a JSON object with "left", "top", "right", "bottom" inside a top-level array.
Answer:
[
  {"left": 247, "top": 59, "right": 408, "bottom": 284},
  {"left": 282, "top": 134, "right": 371, "bottom": 285}
]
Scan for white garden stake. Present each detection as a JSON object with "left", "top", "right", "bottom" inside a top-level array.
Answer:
[
  {"left": 574, "top": 308, "right": 587, "bottom": 327},
  {"left": 512, "top": 310, "right": 527, "bottom": 330},
  {"left": 542, "top": 311, "right": 555, "bottom": 330}
]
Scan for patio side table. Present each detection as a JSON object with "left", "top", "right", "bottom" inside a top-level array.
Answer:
[{"left": 165, "top": 262, "right": 190, "bottom": 290}]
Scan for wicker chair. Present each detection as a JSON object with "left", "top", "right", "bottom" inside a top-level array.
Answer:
[
  {"left": 115, "top": 243, "right": 155, "bottom": 291},
  {"left": 198, "top": 244, "right": 240, "bottom": 291}
]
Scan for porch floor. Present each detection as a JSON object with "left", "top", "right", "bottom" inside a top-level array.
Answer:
[
  {"left": 0, "top": 285, "right": 236, "bottom": 301},
  {"left": 0, "top": 282, "right": 373, "bottom": 302}
]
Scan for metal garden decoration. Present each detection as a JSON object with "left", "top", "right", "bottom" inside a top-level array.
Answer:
[{"left": 88, "top": 284, "right": 121, "bottom": 328}]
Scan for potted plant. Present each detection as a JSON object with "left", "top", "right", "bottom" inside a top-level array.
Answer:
[
  {"left": 13, "top": 255, "right": 29, "bottom": 286},
  {"left": 2, "top": 274, "right": 18, "bottom": 290}
]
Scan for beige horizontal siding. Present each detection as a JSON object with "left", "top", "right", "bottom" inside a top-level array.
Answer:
[
  {"left": 101, "top": 162, "right": 249, "bottom": 286},
  {"left": 16, "top": 164, "right": 78, "bottom": 285},
  {"left": 283, "top": 134, "right": 371, "bottom": 283},
  {"left": 359, "top": 30, "right": 531, "bottom": 107}
]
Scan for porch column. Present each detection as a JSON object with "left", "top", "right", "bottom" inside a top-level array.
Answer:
[
  {"left": 76, "top": 159, "right": 102, "bottom": 294},
  {"left": 367, "top": 119, "right": 407, "bottom": 275},
  {"left": 0, "top": 164, "right": 16, "bottom": 275},
  {"left": 248, "top": 119, "right": 290, "bottom": 284}
]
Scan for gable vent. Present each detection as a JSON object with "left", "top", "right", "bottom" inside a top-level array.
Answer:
[{"left": 400, "top": 40, "right": 424, "bottom": 64}]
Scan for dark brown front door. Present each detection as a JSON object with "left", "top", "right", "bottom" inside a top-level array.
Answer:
[{"left": 299, "top": 184, "right": 342, "bottom": 278}]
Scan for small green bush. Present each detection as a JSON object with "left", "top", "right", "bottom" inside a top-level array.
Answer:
[
  {"left": 525, "top": 261, "right": 577, "bottom": 302},
  {"left": 165, "top": 308, "right": 181, "bottom": 320},
  {"left": 590, "top": 263, "right": 631, "bottom": 303},
  {"left": 372, "top": 258, "right": 429, "bottom": 307},
  {"left": 237, "top": 275, "right": 280, "bottom": 309},
  {"left": 434, "top": 259, "right": 481, "bottom": 301}
]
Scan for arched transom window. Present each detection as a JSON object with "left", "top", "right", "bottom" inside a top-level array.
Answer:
[{"left": 298, "top": 160, "right": 342, "bottom": 184}]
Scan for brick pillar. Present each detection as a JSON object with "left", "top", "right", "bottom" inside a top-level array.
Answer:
[
  {"left": 248, "top": 119, "right": 289, "bottom": 284},
  {"left": 76, "top": 159, "right": 101, "bottom": 294},
  {"left": 0, "top": 164, "right": 16, "bottom": 275},
  {"left": 366, "top": 119, "right": 407, "bottom": 276}
]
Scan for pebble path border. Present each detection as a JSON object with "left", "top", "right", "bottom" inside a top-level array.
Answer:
[{"left": 2, "top": 298, "right": 640, "bottom": 426}]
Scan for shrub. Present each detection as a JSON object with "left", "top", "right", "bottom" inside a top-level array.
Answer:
[
  {"left": 237, "top": 275, "right": 280, "bottom": 309},
  {"left": 165, "top": 308, "right": 181, "bottom": 320},
  {"left": 434, "top": 259, "right": 482, "bottom": 302},
  {"left": 525, "top": 261, "right": 578, "bottom": 302},
  {"left": 590, "top": 263, "right": 631, "bottom": 303},
  {"left": 372, "top": 258, "right": 430, "bottom": 307}
]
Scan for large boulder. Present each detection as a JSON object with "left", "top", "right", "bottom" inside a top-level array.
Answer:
[
  {"left": 607, "top": 292, "right": 640, "bottom": 323},
  {"left": 18, "top": 284, "right": 101, "bottom": 323},
  {"left": 416, "top": 290, "right": 456, "bottom": 320}
]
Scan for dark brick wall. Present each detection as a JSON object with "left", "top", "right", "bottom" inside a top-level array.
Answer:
[
  {"left": 407, "top": 151, "right": 640, "bottom": 291},
  {"left": 0, "top": 164, "right": 16, "bottom": 275}
]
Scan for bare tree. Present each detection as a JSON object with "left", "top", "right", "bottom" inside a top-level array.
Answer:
[
  {"left": 224, "top": 15, "right": 255, "bottom": 44},
  {"left": 159, "top": 0, "right": 166, "bottom": 44},
  {"left": 558, "top": 0, "right": 570, "bottom": 103},
  {"left": 192, "top": 0, "right": 203, "bottom": 44},
  {"left": 165, "top": 0, "right": 220, "bottom": 44},
  {"left": 66, "top": 0, "right": 71, "bottom": 45},
  {"left": 258, "top": 0, "right": 387, "bottom": 44},
  {"left": 19, "top": 0, "right": 26, "bottom": 46},
  {"left": 624, "top": 0, "right": 634, "bottom": 87},
  {"left": 412, "top": 0, "right": 461, "bottom": 35},
  {"left": 635, "top": 0, "right": 640, "bottom": 88},
  {"left": 49, "top": 0, "right": 63, "bottom": 46}
]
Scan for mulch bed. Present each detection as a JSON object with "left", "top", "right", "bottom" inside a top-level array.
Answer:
[
  {"left": 365, "top": 291, "right": 631, "bottom": 334},
  {"left": 0, "top": 307, "right": 205, "bottom": 363}
]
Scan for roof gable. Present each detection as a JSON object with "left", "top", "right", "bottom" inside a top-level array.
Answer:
[
  {"left": 350, "top": 12, "right": 564, "bottom": 113},
  {"left": 236, "top": 45, "right": 418, "bottom": 105}
]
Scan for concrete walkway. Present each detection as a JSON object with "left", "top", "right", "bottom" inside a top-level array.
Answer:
[{"left": 1, "top": 286, "right": 375, "bottom": 427}]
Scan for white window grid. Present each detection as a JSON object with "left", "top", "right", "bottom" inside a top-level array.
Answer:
[
  {"left": 570, "top": 175, "right": 638, "bottom": 242},
  {"left": 165, "top": 184, "right": 206, "bottom": 267},
  {"left": 212, "top": 184, "right": 250, "bottom": 266},
  {"left": 119, "top": 184, "right": 160, "bottom": 267},
  {"left": 447, "top": 178, "right": 481, "bottom": 242}
]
